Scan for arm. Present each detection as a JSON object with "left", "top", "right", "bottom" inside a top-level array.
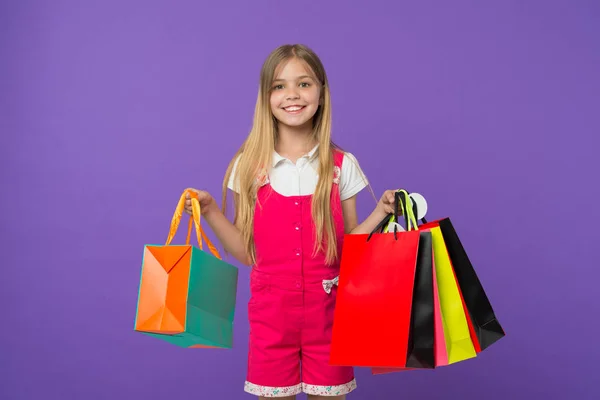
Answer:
[
  {"left": 338, "top": 151, "right": 397, "bottom": 235},
  {"left": 198, "top": 193, "right": 253, "bottom": 266},
  {"left": 342, "top": 190, "right": 396, "bottom": 235}
]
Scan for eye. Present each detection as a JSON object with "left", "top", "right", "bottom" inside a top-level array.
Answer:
[
  {"left": 272, "top": 84, "right": 284, "bottom": 90},
  {"left": 299, "top": 82, "right": 311, "bottom": 88}
]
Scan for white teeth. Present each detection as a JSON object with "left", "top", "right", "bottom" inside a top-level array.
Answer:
[{"left": 285, "top": 106, "right": 302, "bottom": 111}]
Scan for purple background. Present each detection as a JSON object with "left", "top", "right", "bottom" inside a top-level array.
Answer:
[{"left": 2, "top": 0, "right": 598, "bottom": 399}]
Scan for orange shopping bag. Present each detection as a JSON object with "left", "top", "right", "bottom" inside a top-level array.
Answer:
[{"left": 134, "top": 190, "right": 239, "bottom": 348}]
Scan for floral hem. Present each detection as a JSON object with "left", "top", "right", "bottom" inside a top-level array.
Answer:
[
  {"left": 244, "top": 381, "right": 302, "bottom": 397},
  {"left": 244, "top": 379, "right": 357, "bottom": 397},
  {"left": 303, "top": 379, "right": 357, "bottom": 396}
]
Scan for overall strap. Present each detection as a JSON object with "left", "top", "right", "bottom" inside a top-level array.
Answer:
[{"left": 333, "top": 148, "right": 344, "bottom": 168}]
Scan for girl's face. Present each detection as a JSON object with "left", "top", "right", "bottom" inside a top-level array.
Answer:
[{"left": 270, "top": 58, "right": 321, "bottom": 131}]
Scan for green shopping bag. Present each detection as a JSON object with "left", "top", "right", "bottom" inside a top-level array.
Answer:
[{"left": 134, "top": 190, "right": 239, "bottom": 348}]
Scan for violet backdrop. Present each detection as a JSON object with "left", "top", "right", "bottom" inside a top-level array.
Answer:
[{"left": 1, "top": 0, "right": 598, "bottom": 399}]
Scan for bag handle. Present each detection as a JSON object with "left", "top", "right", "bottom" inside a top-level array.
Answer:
[
  {"left": 381, "top": 189, "right": 418, "bottom": 232},
  {"left": 165, "top": 190, "right": 222, "bottom": 259},
  {"left": 367, "top": 189, "right": 418, "bottom": 241},
  {"left": 394, "top": 189, "right": 418, "bottom": 231},
  {"left": 367, "top": 213, "right": 395, "bottom": 241}
]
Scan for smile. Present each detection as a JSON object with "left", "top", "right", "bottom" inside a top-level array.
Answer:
[{"left": 283, "top": 106, "right": 306, "bottom": 114}]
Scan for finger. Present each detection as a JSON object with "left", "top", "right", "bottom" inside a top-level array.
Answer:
[
  {"left": 387, "top": 190, "right": 395, "bottom": 204},
  {"left": 382, "top": 190, "right": 391, "bottom": 203}
]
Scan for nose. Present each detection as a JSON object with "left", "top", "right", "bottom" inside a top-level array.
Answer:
[{"left": 285, "top": 86, "right": 300, "bottom": 100}]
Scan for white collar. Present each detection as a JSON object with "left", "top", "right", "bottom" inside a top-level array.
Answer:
[{"left": 273, "top": 144, "right": 319, "bottom": 167}]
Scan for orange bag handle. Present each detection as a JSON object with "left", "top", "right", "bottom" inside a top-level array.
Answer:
[{"left": 165, "top": 189, "right": 222, "bottom": 259}]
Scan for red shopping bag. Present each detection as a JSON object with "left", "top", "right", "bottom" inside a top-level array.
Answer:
[{"left": 330, "top": 215, "right": 421, "bottom": 368}]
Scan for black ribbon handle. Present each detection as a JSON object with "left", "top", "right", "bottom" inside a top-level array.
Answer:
[
  {"left": 366, "top": 213, "right": 394, "bottom": 241},
  {"left": 366, "top": 191, "right": 413, "bottom": 242}
]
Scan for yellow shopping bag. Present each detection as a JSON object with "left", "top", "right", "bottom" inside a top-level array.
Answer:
[{"left": 430, "top": 226, "right": 477, "bottom": 364}]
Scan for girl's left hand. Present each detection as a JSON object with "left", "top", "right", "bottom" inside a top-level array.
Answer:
[{"left": 377, "top": 190, "right": 398, "bottom": 215}]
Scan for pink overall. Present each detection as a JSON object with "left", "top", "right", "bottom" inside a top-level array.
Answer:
[{"left": 244, "top": 151, "right": 356, "bottom": 398}]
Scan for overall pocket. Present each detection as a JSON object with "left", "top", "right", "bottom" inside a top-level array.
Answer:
[{"left": 248, "top": 275, "right": 271, "bottom": 312}]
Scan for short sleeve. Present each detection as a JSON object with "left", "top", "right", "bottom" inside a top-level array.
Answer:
[
  {"left": 339, "top": 152, "right": 369, "bottom": 201},
  {"left": 227, "top": 155, "right": 241, "bottom": 193}
]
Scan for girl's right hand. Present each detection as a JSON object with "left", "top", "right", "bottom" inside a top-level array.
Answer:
[{"left": 184, "top": 188, "right": 217, "bottom": 216}]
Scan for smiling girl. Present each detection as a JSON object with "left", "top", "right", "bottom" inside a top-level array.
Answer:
[{"left": 185, "top": 44, "right": 398, "bottom": 399}]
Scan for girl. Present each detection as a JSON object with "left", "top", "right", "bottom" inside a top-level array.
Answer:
[{"left": 185, "top": 44, "right": 398, "bottom": 399}]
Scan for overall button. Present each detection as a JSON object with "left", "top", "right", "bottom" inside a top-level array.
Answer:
[{"left": 295, "top": 281, "right": 302, "bottom": 289}]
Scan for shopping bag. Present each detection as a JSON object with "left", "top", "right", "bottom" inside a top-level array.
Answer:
[
  {"left": 134, "top": 190, "right": 239, "bottom": 349},
  {"left": 329, "top": 211, "right": 422, "bottom": 367},
  {"left": 430, "top": 225, "right": 477, "bottom": 364},
  {"left": 405, "top": 229, "right": 435, "bottom": 368},
  {"left": 419, "top": 217, "right": 505, "bottom": 351},
  {"left": 391, "top": 191, "right": 436, "bottom": 369}
]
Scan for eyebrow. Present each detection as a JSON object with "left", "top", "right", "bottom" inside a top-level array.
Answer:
[{"left": 272, "top": 75, "right": 316, "bottom": 83}]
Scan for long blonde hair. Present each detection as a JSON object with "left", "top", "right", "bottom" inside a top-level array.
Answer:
[{"left": 221, "top": 44, "right": 341, "bottom": 265}]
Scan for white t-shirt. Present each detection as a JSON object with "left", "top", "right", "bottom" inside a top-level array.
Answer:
[{"left": 227, "top": 145, "right": 368, "bottom": 201}]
